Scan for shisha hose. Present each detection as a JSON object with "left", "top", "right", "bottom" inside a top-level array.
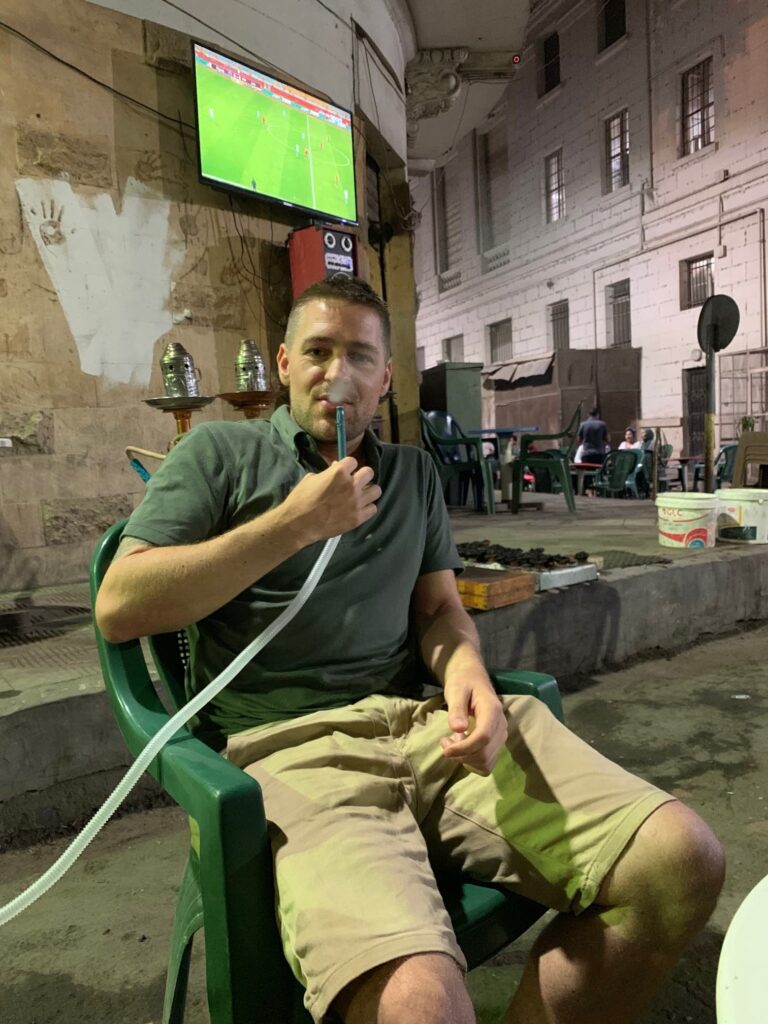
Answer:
[{"left": 0, "top": 533, "right": 340, "bottom": 927}]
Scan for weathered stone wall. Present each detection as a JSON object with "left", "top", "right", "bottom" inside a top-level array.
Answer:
[{"left": 0, "top": 0, "right": 302, "bottom": 590}]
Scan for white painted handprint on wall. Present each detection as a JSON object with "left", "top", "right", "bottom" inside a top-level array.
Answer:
[{"left": 16, "top": 177, "right": 184, "bottom": 385}]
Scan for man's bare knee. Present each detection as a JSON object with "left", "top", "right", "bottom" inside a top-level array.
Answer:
[
  {"left": 598, "top": 800, "right": 725, "bottom": 943},
  {"left": 335, "top": 951, "right": 475, "bottom": 1024}
]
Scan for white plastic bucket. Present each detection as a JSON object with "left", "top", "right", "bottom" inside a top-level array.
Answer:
[
  {"left": 655, "top": 493, "right": 719, "bottom": 548},
  {"left": 716, "top": 488, "right": 768, "bottom": 543}
]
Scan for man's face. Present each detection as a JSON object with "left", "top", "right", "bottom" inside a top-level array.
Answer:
[{"left": 276, "top": 298, "right": 392, "bottom": 456}]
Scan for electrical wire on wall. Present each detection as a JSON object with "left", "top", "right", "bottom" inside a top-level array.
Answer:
[
  {"left": 2, "top": 7, "right": 411, "bottom": 238},
  {"left": 0, "top": 13, "right": 292, "bottom": 337},
  {"left": 0, "top": 17, "right": 197, "bottom": 134},
  {"left": 0, "top": 2, "right": 422, "bottom": 341},
  {"left": 359, "top": 39, "right": 419, "bottom": 233},
  {"left": 156, "top": 0, "right": 357, "bottom": 116},
  {"left": 226, "top": 194, "right": 287, "bottom": 335}
]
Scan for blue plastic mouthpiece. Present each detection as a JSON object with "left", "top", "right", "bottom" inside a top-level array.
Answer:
[{"left": 336, "top": 405, "right": 347, "bottom": 460}]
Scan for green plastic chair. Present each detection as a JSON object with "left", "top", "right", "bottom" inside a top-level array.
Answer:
[
  {"left": 510, "top": 403, "right": 581, "bottom": 514},
  {"left": 593, "top": 449, "right": 642, "bottom": 498},
  {"left": 419, "top": 409, "right": 496, "bottom": 514},
  {"left": 90, "top": 520, "right": 564, "bottom": 1024},
  {"left": 692, "top": 443, "right": 738, "bottom": 491}
]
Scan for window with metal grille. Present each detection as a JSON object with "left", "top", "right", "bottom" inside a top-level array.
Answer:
[
  {"left": 604, "top": 109, "right": 629, "bottom": 192},
  {"left": 681, "top": 254, "right": 714, "bottom": 309},
  {"left": 548, "top": 301, "right": 570, "bottom": 351},
  {"left": 598, "top": 0, "right": 626, "bottom": 52},
  {"left": 477, "top": 121, "right": 510, "bottom": 252},
  {"left": 719, "top": 349, "right": 768, "bottom": 440},
  {"left": 607, "top": 280, "right": 631, "bottom": 346},
  {"left": 682, "top": 58, "right": 714, "bottom": 155},
  {"left": 442, "top": 335, "right": 465, "bottom": 362},
  {"left": 545, "top": 150, "right": 565, "bottom": 223},
  {"left": 538, "top": 32, "right": 560, "bottom": 96},
  {"left": 433, "top": 159, "right": 462, "bottom": 274},
  {"left": 489, "top": 318, "right": 513, "bottom": 363}
]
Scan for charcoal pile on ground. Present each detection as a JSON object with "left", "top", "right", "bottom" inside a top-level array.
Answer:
[{"left": 457, "top": 541, "right": 589, "bottom": 570}]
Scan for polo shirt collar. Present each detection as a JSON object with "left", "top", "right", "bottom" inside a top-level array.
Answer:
[{"left": 270, "top": 403, "right": 382, "bottom": 481}]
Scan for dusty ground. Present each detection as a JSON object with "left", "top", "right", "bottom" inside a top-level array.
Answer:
[{"left": 1, "top": 624, "right": 767, "bottom": 1024}]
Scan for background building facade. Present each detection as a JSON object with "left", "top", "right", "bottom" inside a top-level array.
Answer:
[{"left": 412, "top": 0, "right": 768, "bottom": 452}]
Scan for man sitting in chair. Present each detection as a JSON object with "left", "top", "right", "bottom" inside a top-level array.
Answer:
[{"left": 95, "top": 277, "right": 723, "bottom": 1024}]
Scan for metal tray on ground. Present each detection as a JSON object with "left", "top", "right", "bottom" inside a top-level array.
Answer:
[
  {"left": 462, "top": 560, "right": 599, "bottom": 592},
  {"left": 534, "top": 562, "right": 599, "bottom": 591}
]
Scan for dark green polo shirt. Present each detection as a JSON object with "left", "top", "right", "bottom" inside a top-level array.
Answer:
[{"left": 123, "top": 405, "right": 462, "bottom": 748}]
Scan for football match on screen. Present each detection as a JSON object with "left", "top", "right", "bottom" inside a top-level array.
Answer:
[{"left": 194, "top": 44, "right": 357, "bottom": 223}]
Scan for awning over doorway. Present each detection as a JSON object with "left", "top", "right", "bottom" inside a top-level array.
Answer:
[{"left": 482, "top": 353, "right": 555, "bottom": 390}]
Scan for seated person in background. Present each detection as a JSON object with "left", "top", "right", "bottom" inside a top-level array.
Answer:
[
  {"left": 619, "top": 427, "right": 638, "bottom": 450},
  {"left": 95, "top": 278, "right": 723, "bottom": 1024},
  {"left": 577, "top": 406, "right": 609, "bottom": 464},
  {"left": 640, "top": 427, "right": 655, "bottom": 451},
  {"left": 573, "top": 442, "right": 586, "bottom": 463}
]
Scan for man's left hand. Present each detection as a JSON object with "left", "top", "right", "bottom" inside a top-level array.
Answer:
[{"left": 440, "top": 678, "right": 508, "bottom": 776}]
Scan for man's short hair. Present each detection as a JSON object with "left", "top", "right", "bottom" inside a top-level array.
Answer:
[
  {"left": 285, "top": 276, "right": 391, "bottom": 357},
  {"left": 589, "top": 406, "right": 599, "bottom": 417}
]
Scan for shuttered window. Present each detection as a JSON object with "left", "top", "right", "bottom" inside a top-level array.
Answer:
[
  {"left": 549, "top": 301, "right": 570, "bottom": 351},
  {"left": 434, "top": 160, "right": 462, "bottom": 273},
  {"left": 489, "top": 318, "right": 513, "bottom": 363},
  {"left": 442, "top": 335, "right": 465, "bottom": 362},
  {"left": 607, "top": 280, "right": 631, "bottom": 346},
  {"left": 477, "top": 121, "right": 510, "bottom": 253}
]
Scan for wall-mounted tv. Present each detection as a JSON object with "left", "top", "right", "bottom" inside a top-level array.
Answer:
[{"left": 193, "top": 42, "right": 357, "bottom": 225}]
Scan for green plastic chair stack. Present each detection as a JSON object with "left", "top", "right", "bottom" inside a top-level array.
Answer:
[
  {"left": 419, "top": 409, "right": 496, "bottom": 514},
  {"left": 90, "top": 520, "right": 563, "bottom": 1023}
]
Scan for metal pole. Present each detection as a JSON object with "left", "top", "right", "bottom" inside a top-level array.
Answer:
[{"left": 704, "top": 325, "right": 717, "bottom": 493}]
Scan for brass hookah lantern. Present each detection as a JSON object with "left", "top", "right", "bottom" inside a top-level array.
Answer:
[{"left": 219, "top": 338, "right": 276, "bottom": 419}]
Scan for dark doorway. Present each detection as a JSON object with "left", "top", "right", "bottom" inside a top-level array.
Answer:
[{"left": 683, "top": 367, "right": 706, "bottom": 455}]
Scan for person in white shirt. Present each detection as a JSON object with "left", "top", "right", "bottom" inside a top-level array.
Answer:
[{"left": 619, "top": 427, "right": 638, "bottom": 450}]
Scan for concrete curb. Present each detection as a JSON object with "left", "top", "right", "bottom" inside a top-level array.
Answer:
[{"left": 476, "top": 545, "right": 768, "bottom": 680}]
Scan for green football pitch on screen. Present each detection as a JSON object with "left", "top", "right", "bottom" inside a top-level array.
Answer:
[{"left": 196, "top": 63, "right": 356, "bottom": 223}]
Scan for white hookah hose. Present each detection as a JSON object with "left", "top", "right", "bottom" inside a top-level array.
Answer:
[{"left": 0, "top": 534, "right": 341, "bottom": 927}]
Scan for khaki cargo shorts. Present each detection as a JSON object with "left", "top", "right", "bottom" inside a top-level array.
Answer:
[{"left": 225, "top": 692, "right": 671, "bottom": 1022}]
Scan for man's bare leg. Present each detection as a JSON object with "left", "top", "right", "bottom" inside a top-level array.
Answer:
[
  {"left": 335, "top": 952, "right": 475, "bottom": 1024},
  {"left": 504, "top": 801, "right": 725, "bottom": 1024}
]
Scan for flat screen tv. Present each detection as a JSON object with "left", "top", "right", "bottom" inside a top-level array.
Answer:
[{"left": 193, "top": 42, "right": 357, "bottom": 225}]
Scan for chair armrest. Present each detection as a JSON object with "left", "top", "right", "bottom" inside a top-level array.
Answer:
[
  {"left": 520, "top": 434, "right": 571, "bottom": 460},
  {"left": 488, "top": 669, "right": 564, "bottom": 723},
  {"left": 522, "top": 429, "right": 569, "bottom": 445},
  {"left": 94, "top": 634, "right": 266, "bottom": 834},
  {"left": 428, "top": 435, "right": 487, "bottom": 464}
]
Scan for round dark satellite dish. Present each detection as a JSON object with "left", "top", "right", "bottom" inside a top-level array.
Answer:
[{"left": 697, "top": 294, "right": 740, "bottom": 353}]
